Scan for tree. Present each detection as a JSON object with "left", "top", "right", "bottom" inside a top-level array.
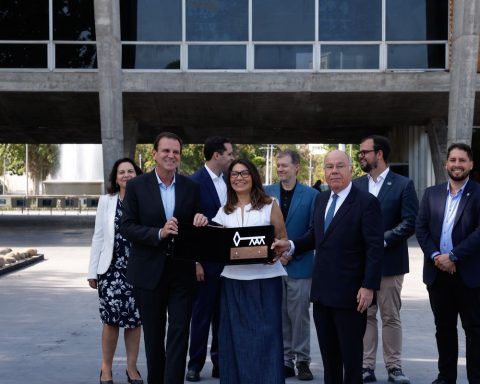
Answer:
[{"left": 0, "top": 144, "right": 59, "bottom": 194}]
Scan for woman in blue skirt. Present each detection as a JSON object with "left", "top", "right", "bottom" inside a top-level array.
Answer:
[{"left": 212, "top": 159, "right": 288, "bottom": 384}]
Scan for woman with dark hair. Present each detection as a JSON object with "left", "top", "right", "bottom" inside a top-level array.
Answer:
[
  {"left": 87, "top": 158, "right": 144, "bottom": 384},
  {"left": 212, "top": 159, "right": 288, "bottom": 384}
]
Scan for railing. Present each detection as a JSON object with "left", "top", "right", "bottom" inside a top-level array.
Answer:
[{"left": 0, "top": 195, "right": 100, "bottom": 215}]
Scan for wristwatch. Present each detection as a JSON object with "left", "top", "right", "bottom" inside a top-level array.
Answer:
[{"left": 448, "top": 251, "right": 458, "bottom": 262}]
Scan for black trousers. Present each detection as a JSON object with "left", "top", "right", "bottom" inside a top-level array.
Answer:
[
  {"left": 427, "top": 272, "right": 480, "bottom": 384},
  {"left": 313, "top": 302, "right": 367, "bottom": 384},
  {"left": 135, "top": 259, "right": 195, "bottom": 384}
]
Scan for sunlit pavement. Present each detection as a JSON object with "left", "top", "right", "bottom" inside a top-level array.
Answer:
[{"left": 0, "top": 217, "right": 467, "bottom": 384}]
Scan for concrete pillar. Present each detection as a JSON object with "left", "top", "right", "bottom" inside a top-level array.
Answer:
[
  {"left": 427, "top": 119, "right": 448, "bottom": 184},
  {"left": 124, "top": 121, "right": 139, "bottom": 160},
  {"left": 447, "top": 0, "right": 480, "bottom": 145},
  {"left": 94, "top": 0, "right": 124, "bottom": 191}
]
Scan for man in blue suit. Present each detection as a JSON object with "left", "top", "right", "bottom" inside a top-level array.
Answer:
[
  {"left": 185, "top": 136, "right": 234, "bottom": 382},
  {"left": 416, "top": 143, "right": 480, "bottom": 384},
  {"left": 265, "top": 150, "right": 319, "bottom": 381},
  {"left": 354, "top": 135, "right": 418, "bottom": 384},
  {"left": 274, "top": 150, "right": 384, "bottom": 384}
]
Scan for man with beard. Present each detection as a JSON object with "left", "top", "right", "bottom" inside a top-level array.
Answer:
[
  {"left": 416, "top": 143, "right": 480, "bottom": 384},
  {"left": 353, "top": 135, "right": 418, "bottom": 383}
]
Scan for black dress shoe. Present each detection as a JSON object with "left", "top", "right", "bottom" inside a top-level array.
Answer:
[
  {"left": 100, "top": 370, "right": 113, "bottom": 384},
  {"left": 284, "top": 365, "right": 296, "bottom": 378},
  {"left": 186, "top": 370, "right": 200, "bottom": 382},
  {"left": 212, "top": 366, "right": 220, "bottom": 378},
  {"left": 126, "top": 369, "right": 144, "bottom": 384},
  {"left": 431, "top": 379, "right": 450, "bottom": 384}
]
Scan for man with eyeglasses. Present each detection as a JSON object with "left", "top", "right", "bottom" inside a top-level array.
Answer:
[
  {"left": 273, "top": 149, "right": 383, "bottom": 384},
  {"left": 354, "top": 135, "right": 418, "bottom": 384},
  {"left": 186, "top": 136, "right": 234, "bottom": 382},
  {"left": 265, "top": 149, "right": 319, "bottom": 381}
]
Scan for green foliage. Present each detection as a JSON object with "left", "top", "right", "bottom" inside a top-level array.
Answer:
[
  {"left": 0, "top": 144, "right": 59, "bottom": 194},
  {"left": 134, "top": 144, "right": 155, "bottom": 172}
]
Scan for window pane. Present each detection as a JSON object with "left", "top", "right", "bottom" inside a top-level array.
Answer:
[
  {"left": 55, "top": 44, "right": 97, "bottom": 68},
  {"left": 387, "top": 44, "right": 446, "bottom": 69},
  {"left": 120, "top": 0, "right": 181, "bottom": 41},
  {"left": 122, "top": 45, "right": 180, "bottom": 69},
  {"left": 319, "top": 0, "right": 381, "bottom": 41},
  {"left": 320, "top": 45, "right": 379, "bottom": 70},
  {"left": 253, "top": 0, "right": 314, "bottom": 41},
  {"left": 189, "top": 45, "right": 246, "bottom": 69},
  {"left": 53, "top": 0, "right": 96, "bottom": 41},
  {"left": 0, "top": 0, "right": 48, "bottom": 40},
  {"left": 0, "top": 44, "right": 47, "bottom": 68},
  {"left": 255, "top": 45, "right": 312, "bottom": 69},
  {"left": 187, "top": 0, "right": 248, "bottom": 41},
  {"left": 386, "top": 0, "right": 448, "bottom": 40}
]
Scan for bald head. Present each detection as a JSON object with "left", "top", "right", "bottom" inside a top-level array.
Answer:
[{"left": 324, "top": 150, "right": 353, "bottom": 193}]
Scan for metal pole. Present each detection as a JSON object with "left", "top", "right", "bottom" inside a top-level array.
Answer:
[{"left": 25, "top": 144, "right": 29, "bottom": 197}]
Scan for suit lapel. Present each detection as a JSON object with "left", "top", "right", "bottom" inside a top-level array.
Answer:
[
  {"left": 376, "top": 172, "right": 394, "bottom": 202},
  {"left": 147, "top": 170, "right": 167, "bottom": 223},
  {"left": 202, "top": 168, "right": 221, "bottom": 208},
  {"left": 323, "top": 188, "right": 355, "bottom": 238},
  {"left": 454, "top": 180, "right": 473, "bottom": 227},
  {"left": 317, "top": 193, "right": 329, "bottom": 238},
  {"left": 286, "top": 184, "right": 303, "bottom": 227}
]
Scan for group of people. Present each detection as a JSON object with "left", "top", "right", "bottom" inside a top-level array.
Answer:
[{"left": 87, "top": 132, "right": 480, "bottom": 384}]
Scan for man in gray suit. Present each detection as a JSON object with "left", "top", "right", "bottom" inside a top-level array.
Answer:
[
  {"left": 265, "top": 150, "right": 318, "bottom": 381},
  {"left": 353, "top": 135, "right": 418, "bottom": 384}
]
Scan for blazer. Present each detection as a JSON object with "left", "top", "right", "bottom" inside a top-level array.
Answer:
[
  {"left": 294, "top": 185, "right": 384, "bottom": 309},
  {"left": 264, "top": 182, "right": 319, "bottom": 279},
  {"left": 87, "top": 193, "right": 118, "bottom": 279},
  {"left": 416, "top": 179, "right": 480, "bottom": 288},
  {"left": 190, "top": 166, "right": 224, "bottom": 275},
  {"left": 353, "top": 171, "right": 418, "bottom": 276},
  {"left": 120, "top": 170, "right": 201, "bottom": 290}
]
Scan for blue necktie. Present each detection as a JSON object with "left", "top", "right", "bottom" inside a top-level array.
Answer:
[{"left": 324, "top": 194, "right": 338, "bottom": 233}]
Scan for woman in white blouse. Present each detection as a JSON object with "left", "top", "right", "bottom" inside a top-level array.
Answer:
[
  {"left": 87, "top": 158, "right": 144, "bottom": 384},
  {"left": 212, "top": 159, "right": 288, "bottom": 384}
]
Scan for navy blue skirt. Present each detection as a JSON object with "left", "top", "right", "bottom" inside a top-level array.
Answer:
[{"left": 219, "top": 276, "right": 284, "bottom": 384}]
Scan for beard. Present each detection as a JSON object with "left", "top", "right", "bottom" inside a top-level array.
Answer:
[
  {"left": 447, "top": 168, "right": 470, "bottom": 182},
  {"left": 360, "top": 159, "right": 377, "bottom": 173}
]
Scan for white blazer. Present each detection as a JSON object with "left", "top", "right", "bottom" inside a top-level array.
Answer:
[{"left": 87, "top": 194, "right": 118, "bottom": 279}]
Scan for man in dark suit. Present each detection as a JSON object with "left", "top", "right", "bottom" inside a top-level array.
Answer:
[
  {"left": 354, "top": 135, "right": 418, "bottom": 384},
  {"left": 121, "top": 132, "right": 207, "bottom": 384},
  {"left": 416, "top": 142, "right": 480, "bottom": 384},
  {"left": 186, "top": 136, "right": 234, "bottom": 382},
  {"left": 273, "top": 150, "right": 384, "bottom": 384}
]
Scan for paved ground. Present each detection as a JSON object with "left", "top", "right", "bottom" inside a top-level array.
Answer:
[{"left": 0, "top": 215, "right": 468, "bottom": 384}]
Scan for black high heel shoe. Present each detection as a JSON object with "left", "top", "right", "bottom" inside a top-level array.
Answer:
[
  {"left": 126, "top": 369, "right": 144, "bottom": 384},
  {"left": 99, "top": 370, "right": 114, "bottom": 384}
]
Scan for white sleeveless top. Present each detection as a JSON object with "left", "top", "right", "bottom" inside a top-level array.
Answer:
[{"left": 212, "top": 201, "right": 287, "bottom": 280}]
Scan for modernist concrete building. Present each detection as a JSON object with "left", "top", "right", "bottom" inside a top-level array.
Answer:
[{"left": 0, "top": 0, "right": 479, "bottom": 195}]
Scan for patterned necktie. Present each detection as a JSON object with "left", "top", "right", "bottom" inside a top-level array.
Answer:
[{"left": 324, "top": 194, "right": 339, "bottom": 233}]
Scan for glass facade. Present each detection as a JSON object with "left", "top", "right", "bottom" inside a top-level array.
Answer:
[
  {"left": 253, "top": 0, "right": 315, "bottom": 41},
  {"left": 319, "top": 0, "right": 382, "bottom": 41},
  {"left": 0, "top": 0, "right": 449, "bottom": 71},
  {"left": 188, "top": 45, "right": 246, "bottom": 69}
]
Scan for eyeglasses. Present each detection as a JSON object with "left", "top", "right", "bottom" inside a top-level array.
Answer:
[
  {"left": 324, "top": 163, "right": 348, "bottom": 171},
  {"left": 357, "top": 150, "right": 376, "bottom": 158},
  {"left": 230, "top": 170, "right": 251, "bottom": 178}
]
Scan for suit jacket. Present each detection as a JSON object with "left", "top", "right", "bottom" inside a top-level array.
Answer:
[
  {"left": 294, "top": 185, "right": 384, "bottom": 309},
  {"left": 190, "top": 166, "right": 224, "bottom": 276},
  {"left": 264, "top": 182, "right": 319, "bottom": 279},
  {"left": 87, "top": 193, "right": 118, "bottom": 279},
  {"left": 353, "top": 171, "right": 418, "bottom": 276},
  {"left": 121, "top": 170, "right": 201, "bottom": 290},
  {"left": 416, "top": 179, "right": 480, "bottom": 288}
]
